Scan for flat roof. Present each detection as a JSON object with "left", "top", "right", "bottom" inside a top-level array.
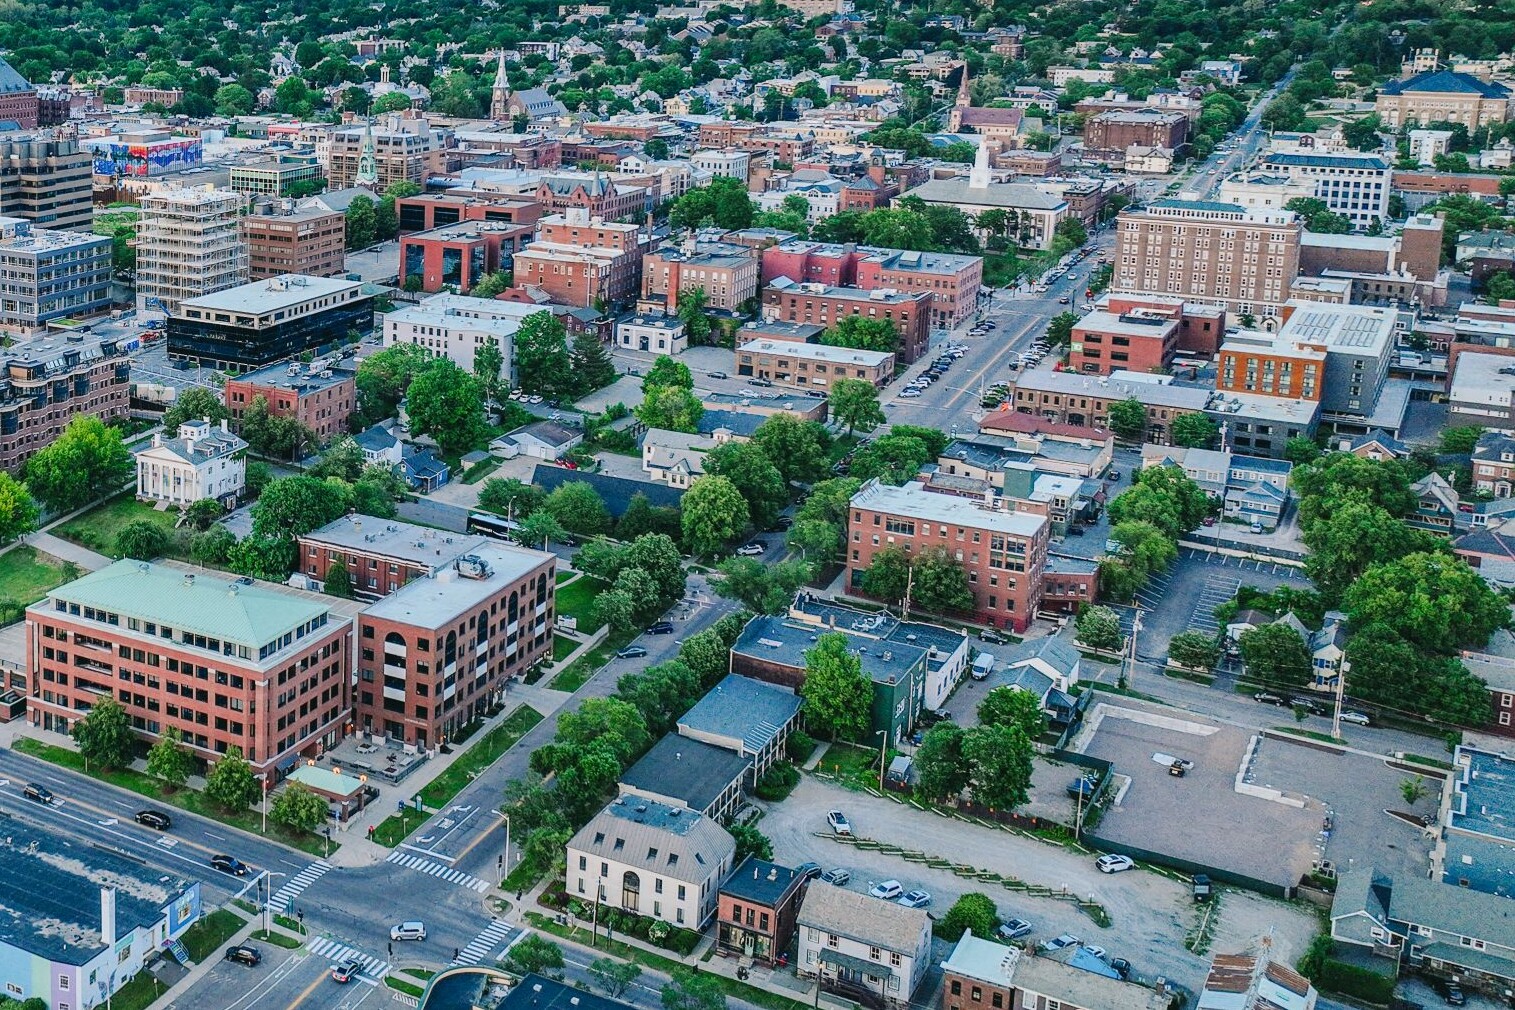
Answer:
[
  {"left": 1076, "top": 309, "right": 1179, "bottom": 339},
  {"left": 385, "top": 302, "right": 524, "bottom": 335},
  {"left": 738, "top": 338, "right": 892, "bottom": 367},
  {"left": 733, "top": 613, "right": 927, "bottom": 685},
  {"left": 0, "top": 821, "right": 195, "bottom": 965},
  {"left": 1278, "top": 303, "right": 1396, "bottom": 354},
  {"left": 234, "top": 359, "right": 355, "bottom": 394},
  {"left": 852, "top": 479, "right": 1047, "bottom": 537},
  {"left": 677, "top": 673, "right": 802, "bottom": 754},
  {"left": 300, "top": 515, "right": 488, "bottom": 569},
  {"left": 619, "top": 734, "right": 752, "bottom": 812},
  {"left": 721, "top": 855, "right": 805, "bottom": 905},
  {"left": 1014, "top": 369, "right": 1213, "bottom": 410},
  {"left": 363, "top": 543, "right": 555, "bottom": 629},
  {"left": 1451, "top": 351, "right": 1515, "bottom": 406},
  {"left": 1206, "top": 391, "right": 1321, "bottom": 425},
  {"left": 1451, "top": 747, "right": 1515, "bottom": 844},
  {"left": 288, "top": 763, "right": 366, "bottom": 797},
  {"left": 179, "top": 274, "right": 363, "bottom": 314}
]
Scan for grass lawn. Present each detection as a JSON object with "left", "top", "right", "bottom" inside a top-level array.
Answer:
[
  {"left": 108, "top": 971, "right": 167, "bottom": 1010},
  {"left": 556, "top": 571, "right": 577, "bottom": 585},
  {"left": 813, "top": 743, "right": 886, "bottom": 791},
  {"left": 55, "top": 494, "right": 188, "bottom": 559},
  {"left": 416, "top": 705, "right": 543, "bottom": 809},
  {"left": 387, "top": 978, "right": 425, "bottom": 997},
  {"left": 373, "top": 806, "right": 428, "bottom": 847},
  {"left": 12, "top": 738, "right": 332, "bottom": 856},
  {"left": 0, "top": 546, "right": 73, "bottom": 607},
  {"left": 461, "top": 457, "right": 503, "bottom": 484},
  {"left": 552, "top": 634, "right": 579, "bottom": 663},
  {"left": 554, "top": 576, "right": 609, "bottom": 632},
  {"left": 180, "top": 908, "right": 245, "bottom": 961},
  {"left": 250, "top": 929, "right": 302, "bottom": 949}
]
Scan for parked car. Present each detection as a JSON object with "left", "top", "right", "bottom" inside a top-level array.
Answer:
[
  {"left": 980, "top": 628, "right": 1009, "bottom": 644},
  {"left": 390, "top": 921, "right": 427, "bottom": 941},
  {"left": 646, "top": 622, "right": 675, "bottom": 635},
  {"left": 1340, "top": 711, "right": 1372, "bottom": 726},
  {"left": 827, "top": 810, "right": 853, "bottom": 836},
  {"left": 1443, "top": 982, "right": 1466, "bottom": 1006},
  {"left": 1168, "top": 761, "right": 1187, "bottom": 778},
  {"left": 23, "top": 783, "right": 53, "bottom": 803},
  {"left": 898, "top": 889, "right": 932, "bottom": 909},
  {"left": 1082, "top": 945, "right": 1107, "bottom": 961},
  {"left": 998, "top": 918, "right": 1032, "bottom": 940},
  {"left": 795, "top": 862, "right": 824, "bottom": 880},
  {"left": 1096, "top": 854, "right": 1134, "bottom": 873},
  {"left": 332, "top": 957, "right": 364, "bottom": 983},
  {"left": 869, "top": 880, "right": 903, "bottom": 900},
  {"left": 1249, "top": 521, "right": 1264, "bottom": 534},
  {"left": 616, "top": 646, "right": 648, "bottom": 659},
  {"left": 225, "top": 945, "right": 262, "bottom": 967},
  {"left": 822, "top": 868, "right": 851, "bottom": 886},
  {"left": 708, "top": 371, "right": 729, "bottom": 380},
  {"left": 1253, "top": 692, "right": 1286, "bottom": 706},
  {"left": 1110, "top": 958, "right": 1132, "bottom": 980},
  {"left": 735, "top": 542, "right": 765, "bottom": 556},
  {"left": 135, "top": 809, "right": 172, "bottom": 831},
  {"left": 1058, "top": 296, "right": 1070, "bottom": 304},
  {"left": 899, "top": 389, "right": 922, "bottom": 398},
  {"left": 1043, "top": 934, "right": 1082, "bottom": 951},
  {"left": 211, "top": 854, "right": 249, "bottom": 876}
]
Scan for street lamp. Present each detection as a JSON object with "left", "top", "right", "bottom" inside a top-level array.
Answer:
[
  {"left": 262, "top": 871, "right": 285, "bottom": 935},
  {"left": 1332, "top": 660, "right": 1351, "bottom": 740},
  {"left": 1120, "top": 611, "right": 1144, "bottom": 690},
  {"left": 874, "top": 730, "right": 888, "bottom": 792}
]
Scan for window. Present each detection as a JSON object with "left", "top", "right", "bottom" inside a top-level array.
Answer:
[
  {"left": 870, "top": 946, "right": 881, "bottom": 961},
  {"left": 951, "top": 982, "right": 962, "bottom": 996},
  {"left": 971, "top": 987, "right": 982, "bottom": 1002}
]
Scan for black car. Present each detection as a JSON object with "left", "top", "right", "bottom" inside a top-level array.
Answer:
[
  {"left": 225, "top": 945, "right": 262, "bottom": 967},
  {"left": 211, "top": 854, "right": 249, "bottom": 876},
  {"left": 1109, "top": 958, "right": 1132, "bottom": 980},
  {"left": 135, "top": 809, "right": 172, "bottom": 830},
  {"left": 646, "top": 621, "right": 675, "bottom": 635},
  {"left": 794, "top": 861, "right": 823, "bottom": 880},
  {"left": 1443, "top": 982, "right": 1466, "bottom": 1006},
  {"left": 1253, "top": 692, "right": 1286, "bottom": 706},
  {"left": 980, "top": 629, "right": 1008, "bottom": 644},
  {"left": 616, "top": 646, "right": 648, "bottom": 659},
  {"left": 23, "top": 783, "right": 53, "bottom": 804}
]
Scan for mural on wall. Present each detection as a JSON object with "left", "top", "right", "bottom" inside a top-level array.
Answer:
[{"left": 89, "top": 138, "right": 203, "bottom": 177}]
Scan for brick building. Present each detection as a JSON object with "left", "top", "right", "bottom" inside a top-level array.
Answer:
[
  {"left": 1003, "top": 369, "right": 1211, "bottom": 445},
  {"left": 1069, "top": 306, "right": 1181, "bottom": 375},
  {"left": 846, "top": 478, "right": 1051, "bottom": 632},
  {"left": 0, "top": 337, "right": 130, "bottom": 471},
  {"left": 1102, "top": 295, "right": 1227, "bottom": 356},
  {"left": 1375, "top": 68, "right": 1513, "bottom": 129},
  {"left": 534, "top": 173, "right": 648, "bottom": 222},
  {"left": 326, "top": 116, "right": 437, "bottom": 191},
  {"left": 762, "top": 280, "right": 931, "bottom": 363},
  {"left": 0, "top": 58, "right": 38, "bottom": 130},
  {"left": 0, "top": 134, "right": 91, "bottom": 232},
  {"left": 395, "top": 191, "right": 542, "bottom": 233},
  {"left": 643, "top": 242, "right": 760, "bottom": 313},
  {"left": 399, "top": 220, "right": 533, "bottom": 294},
  {"left": 224, "top": 360, "right": 356, "bottom": 443},
  {"left": 736, "top": 339, "right": 894, "bottom": 392},
  {"left": 515, "top": 210, "right": 649, "bottom": 308},
  {"left": 1082, "top": 110, "right": 1190, "bottom": 163},
  {"left": 241, "top": 204, "right": 346, "bottom": 280},
  {"left": 296, "top": 515, "right": 489, "bottom": 600},
  {"left": 25, "top": 561, "right": 352, "bottom": 776},
  {"left": 761, "top": 241, "right": 983, "bottom": 334},
  {"left": 356, "top": 542, "right": 556, "bottom": 746}
]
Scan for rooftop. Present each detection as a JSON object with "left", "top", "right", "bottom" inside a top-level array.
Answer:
[
  {"left": 766, "top": 278, "right": 927, "bottom": 304},
  {"left": 362, "top": 543, "right": 555, "bottom": 629},
  {"left": 1450, "top": 746, "right": 1515, "bottom": 844},
  {"left": 299, "top": 515, "right": 487, "bottom": 569},
  {"left": 737, "top": 320, "right": 826, "bottom": 341},
  {"left": 1205, "top": 390, "right": 1321, "bottom": 425},
  {"left": 1277, "top": 302, "right": 1397, "bottom": 354},
  {"left": 720, "top": 855, "right": 806, "bottom": 906},
  {"left": 944, "top": 935, "right": 1161, "bottom": 1010},
  {"left": 733, "top": 613, "right": 927, "bottom": 685},
  {"left": 738, "top": 338, "right": 892, "bottom": 367},
  {"left": 853, "top": 478, "right": 1047, "bottom": 537},
  {"left": 178, "top": 274, "right": 364, "bottom": 315},
  {"left": 796, "top": 881, "right": 928, "bottom": 953},
  {"left": 677, "top": 673, "right": 803, "bottom": 755},
  {"left": 902, "top": 176, "right": 1069, "bottom": 210},
  {"left": 1260, "top": 152, "right": 1391, "bottom": 171},
  {"left": 1012, "top": 368, "right": 1214, "bottom": 410},
  {"left": 568, "top": 795, "right": 734, "bottom": 884},
  {"left": 234, "top": 358, "right": 356, "bottom": 395},
  {"left": 0, "top": 821, "right": 193, "bottom": 966},
  {"left": 618, "top": 734, "right": 752, "bottom": 813},
  {"left": 530, "top": 465, "right": 685, "bottom": 517},
  {"left": 1382, "top": 68, "right": 1511, "bottom": 98}
]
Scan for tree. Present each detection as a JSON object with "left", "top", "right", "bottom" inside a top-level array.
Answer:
[
  {"left": 679, "top": 630, "right": 733, "bottom": 689},
  {"left": 24, "top": 416, "right": 133, "bottom": 512},
  {"left": 516, "top": 510, "right": 567, "bottom": 550},
  {"left": 117, "top": 519, "right": 170, "bottom": 560},
  {"left": 1238, "top": 622, "right": 1312, "bottom": 688},
  {"left": 354, "top": 343, "right": 429, "bottom": 426},
  {"left": 183, "top": 498, "right": 224, "bottom": 532},
  {"left": 801, "top": 632, "right": 873, "bottom": 741},
  {"left": 863, "top": 547, "right": 911, "bottom": 602},
  {"left": 432, "top": 71, "right": 483, "bottom": 118},
  {"left": 706, "top": 442, "right": 787, "bottom": 528},
  {"left": 1400, "top": 776, "right": 1427, "bottom": 807},
  {"left": 1342, "top": 113, "right": 1384, "bottom": 151},
  {"left": 677, "top": 287, "right": 712, "bottom": 345},
  {"left": 1301, "top": 497, "right": 1435, "bottom": 600},
  {"left": 504, "top": 934, "right": 565, "bottom": 977},
  {"left": 373, "top": 91, "right": 413, "bottom": 114},
  {"left": 0, "top": 473, "right": 39, "bottom": 544},
  {"left": 205, "top": 746, "right": 260, "bottom": 810},
  {"left": 252, "top": 475, "right": 350, "bottom": 541},
  {"left": 1054, "top": 217, "right": 1088, "bottom": 248},
  {"left": 1109, "top": 466, "right": 1211, "bottom": 537},
  {"left": 752, "top": 414, "right": 830, "bottom": 485},
  {"left": 669, "top": 177, "right": 754, "bottom": 232},
  {"left": 662, "top": 969, "right": 727, "bottom": 1010},
  {"left": 1440, "top": 426, "right": 1484, "bottom": 455},
  {"left": 571, "top": 329, "right": 618, "bottom": 394},
  {"left": 643, "top": 356, "right": 694, "bottom": 393},
  {"left": 1285, "top": 197, "right": 1352, "bottom": 234},
  {"left": 637, "top": 385, "right": 705, "bottom": 434},
  {"left": 936, "top": 892, "right": 1000, "bottom": 942},
  {"left": 591, "top": 959, "right": 643, "bottom": 998},
  {"left": 324, "top": 558, "right": 353, "bottom": 598},
  {"left": 190, "top": 526, "right": 237, "bottom": 566},
  {"left": 269, "top": 782, "right": 329, "bottom": 832},
  {"left": 162, "top": 387, "right": 229, "bottom": 431},
  {"left": 1168, "top": 631, "right": 1220, "bottom": 670},
  {"left": 71, "top": 697, "right": 134, "bottom": 770},
  {"left": 1106, "top": 398, "right": 1147, "bottom": 441},
  {"left": 479, "top": 477, "right": 544, "bottom": 519},
  {"left": 473, "top": 341, "right": 506, "bottom": 403},
  {"left": 914, "top": 722, "right": 970, "bottom": 801},
  {"left": 1044, "top": 311, "right": 1078, "bottom": 347},
  {"left": 1075, "top": 606, "right": 1123, "bottom": 652},
  {"left": 407, "top": 358, "right": 488, "bottom": 456},
  {"left": 849, "top": 435, "right": 932, "bottom": 486},
  {"left": 977, "top": 686, "right": 1046, "bottom": 739},
  {"left": 910, "top": 547, "right": 973, "bottom": 613},
  {"left": 1171, "top": 413, "right": 1220, "bottom": 449},
  {"left": 1343, "top": 552, "right": 1509, "bottom": 655},
  {"left": 828, "top": 379, "right": 885, "bottom": 437},
  {"left": 681, "top": 475, "right": 749, "bottom": 558},
  {"left": 1283, "top": 437, "right": 1323, "bottom": 467},
  {"left": 145, "top": 727, "right": 193, "bottom": 790},
  {"left": 822, "top": 315, "right": 898, "bottom": 354},
  {"left": 543, "top": 481, "right": 613, "bottom": 537},
  {"left": 345, "top": 195, "right": 377, "bottom": 250},
  {"left": 964, "top": 723, "right": 1034, "bottom": 811},
  {"left": 730, "top": 821, "right": 774, "bottom": 862},
  {"left": 214, "top": 83, "right": 255, "bottom": 116},
  {"left": 714, "top": 557, "right": 811, "bottom": 613}
]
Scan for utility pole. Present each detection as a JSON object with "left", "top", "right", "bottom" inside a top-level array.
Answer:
[
  {"left": 1332, "top": 660, "right": 1351, "bottom": 740},
  {"left": 1121, "top": 611, "right": 1143, "bottom": 690}
]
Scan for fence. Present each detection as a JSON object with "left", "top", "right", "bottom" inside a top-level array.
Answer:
[
  {"left": 1178, "top": 533, "right": 1308, "bottom": 565},
  {"left": 1078, "top": 829, "right": 1293, "bottom": 898}
]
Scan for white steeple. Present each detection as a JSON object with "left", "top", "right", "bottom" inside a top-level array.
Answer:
[{"left": 968, "top": 139, "right": 991, "bottom": 190}]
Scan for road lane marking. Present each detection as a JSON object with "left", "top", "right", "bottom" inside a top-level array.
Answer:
[{"left": 282, "top": 970, "right": 327, "bottom": 1010}]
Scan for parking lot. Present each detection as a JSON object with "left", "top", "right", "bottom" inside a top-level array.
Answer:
[
  {"left": 759, "top": 775, "right": 1320, "bottom": 996},
  {"left": 1072, "top": 699, "right": 1326, "bottom": 890},
  {"left": 1128, "top": 550, "right": 1315, "bottom": 660}
]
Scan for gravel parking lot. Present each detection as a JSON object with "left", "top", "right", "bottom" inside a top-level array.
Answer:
[
  {"left": 759, "top": 776, "right": 1318, "bottom": 995},
  {"left": 1074, "top": 700, "right": 1325, "bottom": 889}
]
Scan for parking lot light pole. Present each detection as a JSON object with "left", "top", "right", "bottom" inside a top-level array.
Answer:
[{"left": 1121, "top": 612, "right": 1143, "bottom": 689}]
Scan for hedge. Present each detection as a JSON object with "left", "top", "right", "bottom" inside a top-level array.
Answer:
[{"left": 1318, "top": 959, "right": 1395, "bottom": 1004}]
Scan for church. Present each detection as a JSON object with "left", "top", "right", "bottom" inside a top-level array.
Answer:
[
  {"left": 946, "top": 69, "right": 1032, "bottom": 147},
  {"left": 490, "top": 52, "right": 569, "bottom": 124}
]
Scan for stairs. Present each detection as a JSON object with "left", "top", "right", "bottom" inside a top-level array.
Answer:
[{"left": 165, "top": 938, "right": 193, "bottom": 966}]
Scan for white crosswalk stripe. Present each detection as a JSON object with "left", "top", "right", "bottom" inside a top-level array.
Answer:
[
  {"left": 308, "top": 936, "right": 389, "bottom": 983},
  {"left": 386, "top": 851, "right": 491, "bottom": 893},
  {"left": 451, "top": 920, "right": 518, "bottom": 966},
  {"left": 268, "top": 861, "right": 332, "bottom": 913}
]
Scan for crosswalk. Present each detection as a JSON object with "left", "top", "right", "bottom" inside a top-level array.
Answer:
[
  {"left": 269, "top": 861, "right": 332, "bottom": 914},
  {"left": 451, "top": 919, "right": 519, "bottom": 966},
  {"left": 308, "top": 936, "right": 389, "bottom": 984},
  {"left": 387, "top": 850, "right": 492, "bottom": 893}
]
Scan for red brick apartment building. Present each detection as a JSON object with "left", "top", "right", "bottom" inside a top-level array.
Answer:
[
  {"left": 395, "top": 191, "right": 543, "bottom": 234},
  {"left": 25, "top": 561, "right": 352, "bottom": 776},
  {"left": 356, "top": 543, "right": 556, "bottom": 746},
  {"left": 1069, "top": 297, "right": 1226, "bottom": 374},
  {"left": 0, "top": 338, "right": 131, "bottom": 471},
  {"left": 762, "top": 281, "right": 932, "bottom": 362},
  {"left": 295, "top": 515, "right": 490, "bottom": 600},
  {"left": 223, "top": 361, "right": 355, "bottom": 442},
  {"left": 761, "top": 241, "right": 984, "bottom": 333},
  {"left": 535, "top": 173, "right": 648, "bottom": 221},
  {"left": 846, "top": 478, "right": 1051, "bottom": 631},
  {"left": 518, "top": 210, "right": 649, "bottom": 307}
]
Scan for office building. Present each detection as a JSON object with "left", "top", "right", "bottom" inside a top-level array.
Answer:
[
  {"left": 762, "top": 279, "right": 931, "bottom": 363},
  {"left": 134, "top": 417, "right": 247, "bottom": 507},
  {"left": 382, "top": 295, "right": 542, "bottom": 379},
  {"left": 395, "top": 190, "right": 542, "bottom": 234},
  {"left": 135, "top": 187, "right": 248, "bottom": 313},
  {"left": 643, "top": 243, "right": 761, "bottom": 313},
  {"left": 224, "top": 359, "right": 356, "bottom": 442},
  {"left": 399, "top": 220, "right": 533, "bottom": 295},
  {"left": 618, "top": 734, "right": 751, "bottom": 823},
  {"left": 1217, "top": 171, "right": 1316, "bottom": 211},
  {"left": 1069, "top": 305, "right": 1179, "bottom": 375},
  {"left": 736, "top": 338, "right": 893, "bottom": 391},
  {"left": 229, "top": 155, "right": 324, "bottom": 197},
  {"left": 26, "top": 560, "right": 353, "bottom": 774},
  {"left": 0, "top": 216, "right": 111, "bottom": 334},
  {"left": 1218, "top": 302, "right": 1397, "bottom": 419},
  {"left": 1376, "top": 68, "right": 1514, "bottom": 129},
  {"left": 0, "top": 133, "right": 93, "bottom": 231},
  {"left": 326, "top": 116, "right": 437, "bottom": 190},
  {"left": 167, "top": 274, "right": 373, "bottom": 371},
  {"left": 534, "top": 172, "right": 649, "bottom": 222},
  {"left": 1111, "top": 200, "right": 1301, "bottom": 320},
  {"left": 846, "top": 477, "right": 1050, "bottom": 632},
  {"left": 514, "top": 209, "right": 649, "bottom": 308},
  {"left": 295, "top": 515, "right": 489, "bottom": 600},
  {"left": 1449, "top": 350, "right": 1515, "bottom": 430},
  {"left": 0, "top": 336, "right": 131, "bottom": 470},
  {"left": 357, "top": 542, "right": 556, "bottom": 746},
  {"left": 1256, "top": 152, "right": 1391, "bottom": 229},
  {"left": 1004, "top": 368, "right": 1212, "bottom": 446},
  {"left": 1082, "top": 109, "right": 1190, "bottom": 164},
  {"left": 242, "top": 203, "right": 347, "bottom": 280},
  {"left": 762, "top": 241, "right": 984, "bottom": 332},
  {"left": 690, "top": 149, "right": 751, "bottom": 182}
]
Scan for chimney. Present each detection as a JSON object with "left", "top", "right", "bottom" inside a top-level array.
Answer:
[
  {"left": 666, "top": 259, "right": 681, "bottom": 314},
  {"left": 100, "top": 887, "right": 117, "bottom": 946}
]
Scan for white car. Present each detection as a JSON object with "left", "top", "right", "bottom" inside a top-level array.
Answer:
[
  {"left": 897, "top": 889, "right": 932, "bottom": 909},
  {"left": 735, "top": 542, "right": 765, "bottom": 556},
  {"left": 870, "top": 880, "right": 903, "bottom": 900},
  {"left": 899, "top": 388, "right": 922, "bottom": 398},
  {"left": 1096, "top": 854, "right": 1135, "bottom": 874},
  {"left": 827, "top": 810, "right": 852, "bottom": 835},
  {"left": 1340, "top": 710, "right": 1372, "bottom": 726},
  {"left": 1082, "top": 945, "right": 1107, "bottom": 961}
]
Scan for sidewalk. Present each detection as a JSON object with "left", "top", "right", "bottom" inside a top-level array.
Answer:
[{"left": 26, "top": 531, "right": 110, "bottom": 570}]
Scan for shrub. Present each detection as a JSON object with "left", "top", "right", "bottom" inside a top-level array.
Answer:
[
  {"left": 1317, "top": 960, "right": 1395, "bottom": 1004},
  {"left": 755, "top": 762, "right": 801, "bottom": 801},
  {"left": 786, "top": 729, "right": 817, "bottom": 762}
]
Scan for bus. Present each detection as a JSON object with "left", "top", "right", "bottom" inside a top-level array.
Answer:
[{"left": 466, "top": 512, "right": 521, "bottom": 540}]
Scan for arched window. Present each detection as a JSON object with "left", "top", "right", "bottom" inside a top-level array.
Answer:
[{"left": 621, "top": 870, "right": 641, "bottom": 911}]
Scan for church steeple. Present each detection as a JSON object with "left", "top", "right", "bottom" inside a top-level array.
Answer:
[
  {"left": 968, "top": 138, "right": 990, "bottom": 190},
  {"left": 948, "top": 66, "right": 972, "bottom": 132},
  {"left": 490, "top": 51, "right": 512, "bottom": 122},
  {"left": 354, "top": 117, "right": 378, "bottom": 189}
]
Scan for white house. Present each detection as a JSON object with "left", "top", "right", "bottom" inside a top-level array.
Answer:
[
  {"left": 566, "top": 795, "right": 735, "bottom": 929},
  {"left": 617, "top": 314, "right": 688, "bottom": 355},
  {"left": 490, "top": 420, "right": 583, "bottom": 460},
  {"left": 796, "top": 884, "right": 932, "bottom": 1008},
  {"left": 135, "top": 418, "right": 247, "bottom": 507},
  {"left": 642, "top": 428, "right": 717, "bottom": 488}
]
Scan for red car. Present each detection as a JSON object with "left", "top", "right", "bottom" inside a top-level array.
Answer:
[{"left": 557, "top": 458, "right": 578, "bottom": 469}]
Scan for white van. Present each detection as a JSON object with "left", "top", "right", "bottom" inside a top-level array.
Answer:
[
  {"left": 971, "top": 654, "right": 995, "bottom": 680},
  {"left": 390, "top": 921, "right": 427, "bottom": 941}
]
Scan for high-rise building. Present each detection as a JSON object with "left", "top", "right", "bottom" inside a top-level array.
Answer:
[
  {"left": 1111, "top": 199, "right": 1301, "bottom": 322},
  {"left": 135, "top": 187, "right": 248, "bottom": 313},
  {"left": 1256, "top": 152, "right": 1391, "bottom": 230},
  {"left": 0, "top": 216, "right": 111, "bottom": 334},
  {"left": 167, "top": 274, "right": 372, "bottom": 371},
  {"left": 241, "top": 203, "right": 346, "bottom": 280},
  {"left": 0, "top": 133, "right": 93, "bottom": 231}
]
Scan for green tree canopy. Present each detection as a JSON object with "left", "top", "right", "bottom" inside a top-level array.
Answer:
[
  {"left": 828, "top": 379, "right": 885, "bottom": 437},
  {"left": 801, "top": 632, "right": 873, "bottom": 741},
  {"left": 936, "top": 892, "right": 1000, "bottom": 942},
  {"left": 72, "top": 696, "right": 134, "bottom": 770},
  {"left": 25, "top": 416, "right": 133, "bottom": 513},
  {"left": 406, "top": 358, "right": 488, "bottom": 456},
  {"left": 270, "top": 782, "right": 329, "bottom": 832},
  {"left": 205, "top": 746, "right": 260, "bottom": 811},
  {"left": 1238, "top": 621, "right": 1313, "bottom": 688},
  {"left": 681, "top": 475, "right": 749, "bottom": 558},
  {"left": 977, "top": 686, "right": 1046, "bottom": 739}
]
